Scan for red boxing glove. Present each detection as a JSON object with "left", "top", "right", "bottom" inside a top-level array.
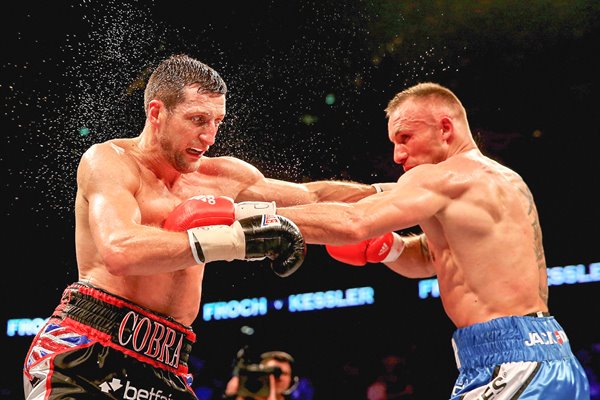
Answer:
[
  {"left": 163, "top": 195, "right": 277, "bottom": 231},
  {"left": 326, "top": 232, "right": 405, "bottom": 266},
  {"left": 163, "top": 195, "right": 235, "bottom": 231}
]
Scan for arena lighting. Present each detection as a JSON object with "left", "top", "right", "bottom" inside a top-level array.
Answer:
[
  {"left": 7, "top": 262, "right": 599, "bottom": 336},
  {"left": 418, "top": 261, "right": 600, "bottom": 299},
  {"left": 6, "top": 317, "right": 48, "bottom": 337}
]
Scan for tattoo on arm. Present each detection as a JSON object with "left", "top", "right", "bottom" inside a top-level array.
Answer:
[{"left": 518, "top": 184, "right": 546, "bottom": 271}]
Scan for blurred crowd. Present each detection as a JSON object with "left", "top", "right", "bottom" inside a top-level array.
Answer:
[{"left": 187, "top": 341, "right": 600, "bottom": 399}]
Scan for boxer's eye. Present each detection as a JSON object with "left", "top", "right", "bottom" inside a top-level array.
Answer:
[
  {"left": 399, "top": 134, "right": 411, "bottom": 143},
  {"left": 191, "top": 116, "right": 210, "bottom": 126}
]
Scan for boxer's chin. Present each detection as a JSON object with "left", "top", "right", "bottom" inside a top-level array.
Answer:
[{"left": 174, "top": 153, "right": 202, "bottom": 173}]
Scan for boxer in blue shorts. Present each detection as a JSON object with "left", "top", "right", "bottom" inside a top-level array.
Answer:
[
  {"left": 451, "top": 313, "right": 589, "bottom": 399},
  {"left": 276, "top": 82, "right": 590, "bottom": 399}
]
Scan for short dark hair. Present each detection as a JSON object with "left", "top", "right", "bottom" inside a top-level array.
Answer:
[
  {"left": 260, "top": 351, "right": 295, "bottom": 365},
  {"left": 143, "top": 54, "right": 227, "bottom": 112}
]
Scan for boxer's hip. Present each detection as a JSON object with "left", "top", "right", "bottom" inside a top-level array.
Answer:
[
  {"left": 51, "top": 281, "right": 196, "bottom": 373},
  {"left": 451, "top": 314, "right": 574, "bottom": 370}
]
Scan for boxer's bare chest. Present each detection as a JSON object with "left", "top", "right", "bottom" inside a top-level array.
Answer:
[{"left": 135, "top": 169, "right": 234, "bottom": 226}]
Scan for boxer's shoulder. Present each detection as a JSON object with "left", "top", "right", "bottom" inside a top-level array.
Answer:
[
  {"left": 198, "top": 156, "right": 264, "bottom": 183},
  {"left": 81, "top": 138, "right": 139, "bottom": 165},
  {"left": 200, "top": 155, "right": 258, "bottom": 172}
]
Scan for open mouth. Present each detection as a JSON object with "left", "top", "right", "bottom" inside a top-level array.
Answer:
[{"left": 186, "top": 147, "right": 205, "bottom": 157}]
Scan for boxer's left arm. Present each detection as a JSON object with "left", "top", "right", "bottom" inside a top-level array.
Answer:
[
  {"left": 243, "top": 178, "right": 388, "bottom": 206},
  {"left": 216, "top": 155, "right": 389, "bottom": 205}
]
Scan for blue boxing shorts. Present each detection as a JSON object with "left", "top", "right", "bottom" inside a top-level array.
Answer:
[
  {"left": 23, "top": 282, "right": 198, "bottom": 400},
  {"left": 450, "top": 313, "right": 590, "bottom": 399}
]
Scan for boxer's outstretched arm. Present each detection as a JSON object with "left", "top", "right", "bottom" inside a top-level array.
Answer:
[
  {"left": 277, "top": 165, "right": 448, "bottom": 244},
  {"left": 277, "top": 166, "right": 446, "bottom": 278},
  {"left": 201, "top": 155, "right": 393, "bottom": 206},
  {"left": 217, "top": 156, "right": 386, "bottom": 205},
  {"left": 240, "top": 176, "right": 382, "bottom": 205}
]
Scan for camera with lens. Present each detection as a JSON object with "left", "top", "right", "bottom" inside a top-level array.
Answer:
[
  {"left": 236, "top": 362, "right": 283, "bottom": 397},
  {"left": 230, "top": 326, "right": 282, "bottom": 398}
]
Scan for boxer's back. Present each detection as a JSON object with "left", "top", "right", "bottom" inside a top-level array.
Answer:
[{"left": 423, "top": 151, "right": 548, "bottom": 327}]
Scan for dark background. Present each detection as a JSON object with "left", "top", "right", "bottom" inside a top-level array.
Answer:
[{"left": 2, "top": 1, "right": 599, "bottom": 398}]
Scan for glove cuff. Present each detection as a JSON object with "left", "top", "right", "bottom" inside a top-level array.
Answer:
[
  {"left": 381, "top": 232, "right": 405, "bottom": 263},
  {"left": 187, "top": 230, "right": 205, "bottom": 264},
  {"left": 188, "top": 223, "right": 245, "bottom": 263}
]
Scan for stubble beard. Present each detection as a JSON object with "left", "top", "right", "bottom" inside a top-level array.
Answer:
[
  {"left": 173, "top": 150, "right": 201, "bottom": 174},
  {"left": 159, "top": 135, "right": 200, "bottom": 174}
]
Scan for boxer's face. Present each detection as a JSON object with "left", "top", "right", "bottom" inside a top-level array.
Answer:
[
  {"left": 159, "top": 85, "right": 226, "bottom": 173},
  {"left": 387, "top": 99, "right": 448, "bottom": 171}
]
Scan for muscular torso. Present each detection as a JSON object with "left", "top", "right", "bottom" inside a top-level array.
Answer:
[
  {"left": 419, "top": 151, "right": 548, "bottom": 327},
  {"left": 75, "top": 138, "right": 255, "bottom": 325}
]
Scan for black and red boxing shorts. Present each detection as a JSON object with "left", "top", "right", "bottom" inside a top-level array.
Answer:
[{"left": 23, "top": 282, "right": 198, "bottom": 400}]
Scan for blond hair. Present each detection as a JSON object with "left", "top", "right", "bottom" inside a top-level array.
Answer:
[{"left": 385, "top": 82, "right": 466, "bottom": 120}]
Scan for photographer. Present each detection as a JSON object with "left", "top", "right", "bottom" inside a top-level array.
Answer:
[{"left": 224, "top": 351, "right": 298, "bottom": 400}]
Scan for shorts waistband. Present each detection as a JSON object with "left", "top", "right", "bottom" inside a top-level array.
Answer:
[
  {"left": 524, "top": 311, "right": 551, "bottom": 318},
  {"left": 451, "top": 315, "right": 574, "bottom": 370},
  {"left": 53, "top": 282, "right": 196, "bottom": 372}
]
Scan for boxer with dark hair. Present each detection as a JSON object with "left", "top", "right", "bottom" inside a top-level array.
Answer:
[
  {"left": 22, "top": 54, "right": 381, "bottom": 400},
  {"left": 277, "top": 82, "right": 590, "bottom": 399}
]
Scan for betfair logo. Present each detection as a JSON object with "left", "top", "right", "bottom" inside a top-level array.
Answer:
[
  {"left": 99, "top": 378, "right": 174, "bottom": 399},
  {"left": 99, "top": 378, "right": 123, "bottom": 393}
]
